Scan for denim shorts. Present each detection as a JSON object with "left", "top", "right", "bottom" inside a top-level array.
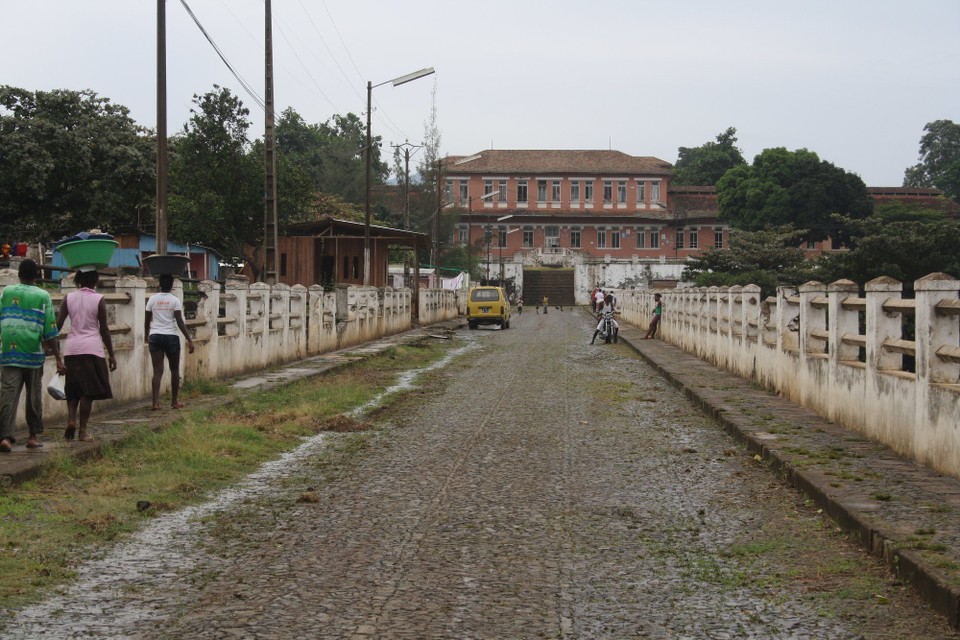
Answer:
[{"left": 148, "top": 334, "right": 181, "bottom": 357}]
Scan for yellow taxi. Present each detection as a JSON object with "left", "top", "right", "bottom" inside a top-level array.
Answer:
[{"left": 466, "top": 286, "right": 511, "bottom": 330}]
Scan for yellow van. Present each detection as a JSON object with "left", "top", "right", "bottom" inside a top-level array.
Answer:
[{"left": 466, "top": 286, "right": 511, "bottom": 330}]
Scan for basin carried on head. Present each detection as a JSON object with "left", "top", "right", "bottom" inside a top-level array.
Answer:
[
  {"left": 142, "top": 254, "right": 190, "bottom": 276},
  {"left": 57, "top": 238, "right": 118, "bottom": 269}
]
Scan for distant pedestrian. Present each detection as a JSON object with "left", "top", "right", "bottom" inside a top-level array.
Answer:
[
  {"left": 0, "top": 260, "right": 66, "bottom": 452},
  {"left": 590, "top": 287, "right": 598, "bottom": 312},
  {"left": 542, "top": 295, "right": 549, "bottom": 314},
  {"left": 517, "top": 298, "right": 523, "bottom": 315},
  {"left": 145, "top": 274, "right": 195, "bottom": 410},
  {"left": 644, "top": 293, "right": 663, "bottom": 339},
  {"left": 56, "top": 269, "right": 116, "bottom": 442},
  {"left": 594, "top": 288, "right": 604, "bottom": 310}
]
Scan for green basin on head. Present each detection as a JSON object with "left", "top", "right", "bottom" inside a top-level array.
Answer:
[{"left": 57, "top": 239, "right": 118, "bottom": 269}]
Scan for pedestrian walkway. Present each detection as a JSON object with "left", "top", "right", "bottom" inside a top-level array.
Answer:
[
  {"left": 0, "top": 321, "right": 461, "bottom": 488},
  {"left": 611, "top": 312, "right": 960, "bottom": 629}
]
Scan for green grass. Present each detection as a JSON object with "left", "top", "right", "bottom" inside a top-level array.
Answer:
[{"left": 0, "top": 341, "right": 453, "bottom": 610}]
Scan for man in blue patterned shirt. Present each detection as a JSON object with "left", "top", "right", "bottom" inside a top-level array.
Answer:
[{"left": 0, "top": 260, "right": 66, "bottom": 452}]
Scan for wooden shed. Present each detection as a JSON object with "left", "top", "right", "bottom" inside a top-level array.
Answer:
[{"left": 277, "top": 217, "right": 430, "bottom": 289}]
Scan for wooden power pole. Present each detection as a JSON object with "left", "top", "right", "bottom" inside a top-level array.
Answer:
[{"left": 263, "top": 0, "right": 278, "bottom": 283}]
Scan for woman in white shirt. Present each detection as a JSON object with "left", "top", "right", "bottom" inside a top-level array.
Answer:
[{"left": 144, "top": 274, "right": 194, "bottom": 410}]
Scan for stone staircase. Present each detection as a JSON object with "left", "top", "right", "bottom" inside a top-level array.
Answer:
[{"left": 522, "top": 268, "right": 575, "bottom": 307}]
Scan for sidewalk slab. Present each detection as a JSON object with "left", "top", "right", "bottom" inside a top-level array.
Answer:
[{"left": 612, "top": 313, "right": 960, "bottom": 629}]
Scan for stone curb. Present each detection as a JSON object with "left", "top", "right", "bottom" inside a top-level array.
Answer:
[
  {"left": 608, "top": 312, "right": 960, "bottom": 629},
  {"left": 0, "top": 320, "right": 463, "bottom": 489}
]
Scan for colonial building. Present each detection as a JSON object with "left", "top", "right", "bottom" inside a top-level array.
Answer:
[{"left": 441, "top": 150, "right": 728, "bottom": 266}]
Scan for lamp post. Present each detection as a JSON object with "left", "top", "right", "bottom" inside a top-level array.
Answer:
[
  {"left": 466, "top": 190, "right": 498, "bottom": 280},
  {"left": 364, "top": 67, "right": 435, "bottom": 286}
]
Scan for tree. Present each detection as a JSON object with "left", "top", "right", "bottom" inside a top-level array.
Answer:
[
  {"left": 672, "top": 127, "right": 746, "bottom": 186},
  {"left": 413, "top": 82, "right": 442, "bottom": 239},
  {"left": 167, "top": 86, "right": 262, "bottom": 272},
  {"left": 716, "top": 147, "right": 872, "bottom": 243},
  {"left": 903, "top": 119, "right": 960, "bottom": 201},
  {"left": 0, "top": 86, "right": 154, "bottom": 243},
  {"left": 682, "top": 225, "right": 815, "bottom": 297},
  {"left": 817, "top": 216, "right": 960, "bottom": 288}
]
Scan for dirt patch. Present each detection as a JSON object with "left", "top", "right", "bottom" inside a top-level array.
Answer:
[{"left": 317, "top": 415, "right": 370, "bottom": 433}]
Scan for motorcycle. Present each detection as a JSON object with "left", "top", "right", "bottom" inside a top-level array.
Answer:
[{"left": 595, "top": 309, "right": 619, "bottom": 344}]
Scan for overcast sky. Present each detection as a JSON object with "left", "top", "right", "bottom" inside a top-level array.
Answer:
[{"left": 4, "top": 0, "right": 959, "bottom": 186}]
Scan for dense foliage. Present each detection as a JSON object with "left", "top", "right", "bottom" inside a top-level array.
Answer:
[
  {"left": 682, "top": 225, "right": 815, "bottom": 297},
  {"left": 671, "top": 127, "right": 747, "bottom": 186},
  {"left": 0, "top": 86, "right": 154, "bottom": 243},
  {"left": 903, "top": 119, "right": 960, "bottom": 202},
  {"left": 716, "top": 148, "right": 872, "bottom": 243},
  {"left": 0, "top": 84, "right": 392, "bottom": 276}
]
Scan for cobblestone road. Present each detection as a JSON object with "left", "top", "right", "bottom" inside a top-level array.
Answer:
[{"left": 4, "top": 309, "right": 956, "bottom": 639}]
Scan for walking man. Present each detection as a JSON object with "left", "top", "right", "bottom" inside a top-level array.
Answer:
[{"left": 0, "top": 260, "right": 66, "bottom": 452}]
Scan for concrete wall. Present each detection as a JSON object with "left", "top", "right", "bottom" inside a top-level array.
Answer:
[
  {"left": 0, "top": 271, "right": 458, "bottom": 431},
  {"left": 616, "top": 274, "right": 960, "bottom": 480}
]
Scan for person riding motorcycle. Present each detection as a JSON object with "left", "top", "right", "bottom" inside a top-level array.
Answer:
[{"left": 590, "top": 293, "right": 619, "bottom": 344}]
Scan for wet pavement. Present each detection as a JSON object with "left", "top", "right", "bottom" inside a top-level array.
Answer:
[{"left": 1, "top": 309, "right": 959, "bottom": 638}]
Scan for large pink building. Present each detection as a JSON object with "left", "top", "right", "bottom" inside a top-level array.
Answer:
[{"left": 441, "top": 149, "right": 729, "bottom": 262}]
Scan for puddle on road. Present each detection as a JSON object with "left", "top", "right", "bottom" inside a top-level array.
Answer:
[{"left": 2, "top": 340, "right": 477, "bottom": 639}]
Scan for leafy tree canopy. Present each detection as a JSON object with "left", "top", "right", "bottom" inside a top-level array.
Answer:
[
  {"left": 672, "top": 127, "right": 747, "bottom": 186},
  {"left": 816, "top": 216, "right": 960, "bottom": 288},
  {"left": 167, "top": 86, "right": 262, "bottom": 270},
  {"left": 716, "top": 147, "right": 872, "bottom": 243},
  {"left": 682, "top": 225, "right": 816, "bottom": 298},
  {"left": 903, "top": 119, "right": 960, "bottom": 201},
  {"left": 0, "top": 85, "right": 153, "bottom": 243}
]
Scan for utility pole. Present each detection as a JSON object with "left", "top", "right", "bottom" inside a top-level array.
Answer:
[
  {"left": 262, "top": 0, "right": 278, "bottom": 283},
  {"left": 434, "top": 159, "right": 442, "bottom": 284},
  {"left": 156, "top": 0, "right": 167, "bottom": 256},
  {"left": 391, "top": 141, "right": 421, "bottom": 230}
]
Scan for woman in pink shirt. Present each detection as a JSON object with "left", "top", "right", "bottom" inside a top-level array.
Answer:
[{"left": 56, "top": 269, "right": 116, "bottom": 442}]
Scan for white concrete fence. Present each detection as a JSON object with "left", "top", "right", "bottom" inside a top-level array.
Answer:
[
  {"left": 0, "top": 271, "right": 460, "bottom": 430},
  {"left": 617, "top": 273, "right": 960, "bottom": 480}
]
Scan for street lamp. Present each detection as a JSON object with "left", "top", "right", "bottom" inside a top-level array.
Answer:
[
  {"left": 466, "top": 190, "right": 498, "bottom": 279},
  {"left": 364, "top": 67, "right": 435, "bottom": 286}
]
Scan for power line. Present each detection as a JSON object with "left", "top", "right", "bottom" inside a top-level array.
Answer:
[{"left": 179, "top": 0, "right": 265, "bottom": 111}]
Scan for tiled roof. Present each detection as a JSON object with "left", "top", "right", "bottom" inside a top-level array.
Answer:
[{"left": 442, "top": 150, "right": 673, "bottom": 176}]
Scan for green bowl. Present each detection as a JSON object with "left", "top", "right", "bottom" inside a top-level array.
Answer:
[{"left": 57, "top": 239, "right": 118, "bottom": 268}]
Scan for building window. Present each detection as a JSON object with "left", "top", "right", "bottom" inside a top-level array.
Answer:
[
  {"left": 636, "top": 181, "right": 645, "bottom": 203},
  {"left": 602, "top": 181, "right": 613, "bottom": 203},
  {"left": 714, "top": 228, "right": 724, "bottom": 248},
  {"left": 651, "top": 181, "right": 661, "bottom": 202},
  {"left": 280, "top": 252, "right": 287, "bottom": 277},
  {"left": 459, "top": 182, "right": 468, "bottom": 204},
  {"left": 497, "top": 225, "right": 507, "bottom": 248},
  {"left": 617, "top": 180, "right": 627, "bottom": 204},
  {"left": 498, "top": 181, "right": 507, "bottom": 203},
  {"left": 584, "top": 181, "right": 594, "bottom": 204},
  {"left": 676, "top": 228, "right": 684, "bottom": 249},
  {"left": 611, "top": 227, "right": 621, "bottom": 248},
  {"left": 484, "top": 179, "right": 494, "bottom": 198},
  {"left": 570, "top": 181, "right": 580, "bottom": 203},
  {"left": 522, "top": 227, "right": 534, "bottom": 247},
  {"left": 552, "top": 180, "right": 561, "bottom": 202},
  {"left": 570, "top": 228, "right": 581, "bottom": 248},
  {"left": 445, "top": 180, "right": 453, "bottom": 203},
  {"left": 650, "top": 228, "right": 660, "bottom": 249},
  {"left": 636, "top": 227, "right": 646, "bottom": 248},
  {"left": 352, "top": 256, "right": 360, "bottom": 279},
  {"left": 597, "top": 226, "right": 607, "bottom": 248},
  {"left": 517, "top": 180, "right": 528, "bottom": 203},
  {"left": 537, "top": 180, "right": 547, "bottom": 202},
  {"left": 807, "top": 239, "right": 816, "bottom": 249},
  {"left": 457, "top": 225, "right": 468, "bottom": 246},
  {"left": 688, "top": 228, "right": 698, "bottom": 249}
]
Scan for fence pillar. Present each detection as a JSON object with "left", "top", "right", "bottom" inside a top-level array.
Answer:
[{"left": 865, "top": 276, "right": 903, "bottom": 373}]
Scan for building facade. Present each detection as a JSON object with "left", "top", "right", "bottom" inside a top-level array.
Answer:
[{"left": 441, "top": 150, "right": 730, "bottom": 270}]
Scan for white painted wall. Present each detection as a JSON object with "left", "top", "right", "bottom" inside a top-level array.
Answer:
[
  {"left": 0, "top": 270, "right": 458, "bottom": 431},
  {"left": 616, "top": 274, "right": 960, "bottom": 480}
]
